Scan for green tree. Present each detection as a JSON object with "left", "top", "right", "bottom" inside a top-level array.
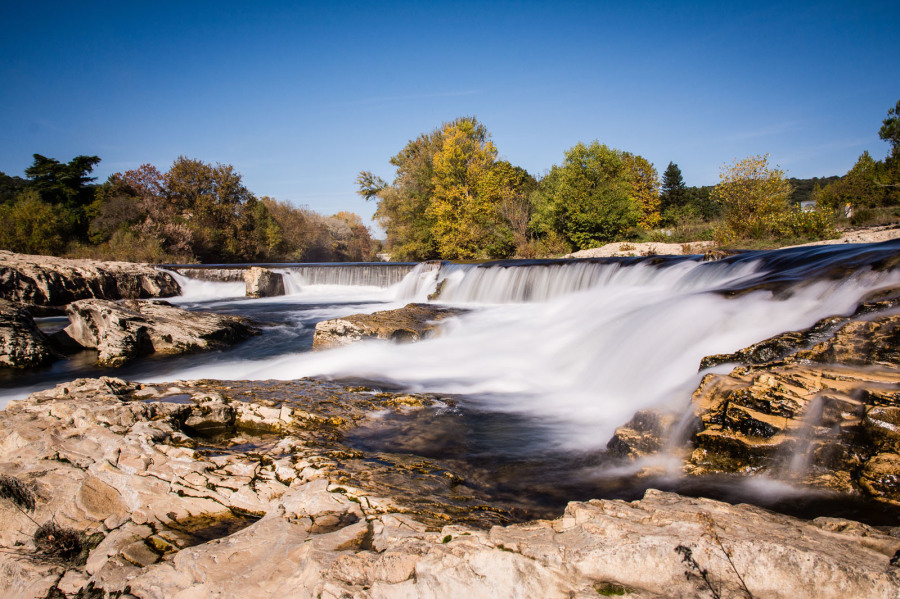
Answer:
[
  {"left": 357, "top": 123, "right": 447, "bottom": 260},
  {"left": 0, "top": 189, "right": 68, "bottom": 255},
  {"left": 23, "top": 154, "right": 101, "bottom": 237},
  {"left": 659, "top": 162, "right": 687, "bottom": 212},
  {"left": 812, "top": 151, "right": 884, "bottom": 214},
  {"left": 0, "top": 172, "right": 27, "bottom": 205},
  {"left": 531, "top": 142, "right": 641, "bottom": 250},
  {"left": 880, "top": 99, "right": 900, "bottom": 159}
]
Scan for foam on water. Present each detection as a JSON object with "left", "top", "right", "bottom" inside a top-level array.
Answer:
[{"left": 138, "top": 244, "right": 900, "bottom": 451}]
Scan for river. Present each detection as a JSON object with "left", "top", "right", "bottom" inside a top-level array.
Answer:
[{"left": 3, "top": 240, "right": 900, "bottom": 522}]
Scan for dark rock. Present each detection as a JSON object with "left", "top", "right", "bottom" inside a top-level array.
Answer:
[
  {"left": 63, "top": 299, "right": 259, "bottom": 366},
  {"left": 312, "top": 303, "right": 467, "bottom": 350},
  {"left": 606, "top": 410, "right": 675, "bottom": 459},
  {"left": 0, "top": 299, "right": 57, "bottom": 368}
]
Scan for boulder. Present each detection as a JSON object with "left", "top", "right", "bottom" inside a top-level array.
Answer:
[
  {"left": 0, "top": 250, "right": 180, "bottom": 308},
  {"left": 1, "top": 377, "right": 898, "bottom": 599},
  {"left": 0, "top": 299, "right": 56, "bottom": 368},
  {"left": 63, "top": 299, "right": 259, "bottom": 366},
  {"left": 312, "top": 303, "right": 467, "bottom": 350},
  {"left": 243, "top": 266, "right": 285, "bottom": 298},
  {"left": 606, "top": 410, "right": 677, "bottom": 459}
]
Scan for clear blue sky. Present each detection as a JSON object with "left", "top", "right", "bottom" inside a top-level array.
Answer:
[{"left": 2, "top": 1, "right": 898, "bottom": 234}]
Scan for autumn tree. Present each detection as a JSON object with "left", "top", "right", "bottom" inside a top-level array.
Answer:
[
  {"left": 427, "top": 119, "right": 509, "bottom": 259},
  {"left": 623, "top": 153, "right": 661, "bottom": 229},
  {"left": 359, "top": 117, "right": 532, "bottom": 260},
  {"left": 712, "top": 154, "right": 791, "bottom": 241},
  {"left": 711, "top": 154, "right": 832, "bottom": 242}
]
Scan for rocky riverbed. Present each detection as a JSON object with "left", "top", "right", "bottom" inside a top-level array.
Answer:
[{"left": 1, "top": 377, "right": 898, "bottom": 599}]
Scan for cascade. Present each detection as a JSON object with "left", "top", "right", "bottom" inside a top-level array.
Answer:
[{"left": 279, "top": 263, "right": 416, "bottom": 289}]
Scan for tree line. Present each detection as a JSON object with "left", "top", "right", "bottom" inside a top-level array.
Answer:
[
  {"left": 0, "top": 156, "right": 378, "bottom": 263},
  {"left": 360, "top": 101, "right": 900, "bottom": 260},
  {"left": 3, "top": 101, "right": 897, "bottom": 263}
]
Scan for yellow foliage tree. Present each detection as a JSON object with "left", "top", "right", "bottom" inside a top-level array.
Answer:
[
  {"left": 623, "top": 153, "right": 661, "bottom": 229},
  {"left": 427, "top": 119, "right": 504, "bottom": 259},
  {"left": 712, "top": 154, "right": 792, "bottom": 242}
]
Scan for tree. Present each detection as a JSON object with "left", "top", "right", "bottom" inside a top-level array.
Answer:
[
  {"left": 711, "top": 154, "right": 793, "bottom": 241},
  {"left": 623, "top": 153, "right": 661, "bottom": 229},
  {"left": 531, "top": 142, "right": 641, "bottom": 250},
  {"left": 357, "top": 124, "right": 446, "bottom": 260},
  {"left": 427, "top": 118, "right": 506, "bottom": 259},
  {"left": 23, "top": 154, "right": 101, "bottom": 236},
  {"left": 0, "top": 189, "right": 68, "bottom": 255},
  {"left": 880, "top": 99, "right": 900, "bottom": 159},
  {"left": 24, "top": 154, "right": 101, "bottom": 207},
  {"left": 659, "top": 162, "right": 687, "bottom": 212},
  {"left": 359, "top": 116, "right": 531, "bottom": 260}
]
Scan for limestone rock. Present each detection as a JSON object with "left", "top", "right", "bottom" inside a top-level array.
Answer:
[
  {"left": 606, "top": 410, "right": 676, "bottom": 459},
  {"left": 688, "top": 309, "right": 900, "bottom": 502},
  {"left": 63, "top": 299, "right": 259, "bottom": 366},
  {"left": 0, "top": 250, "right": 179, "bottom": 308},
  {"left": 0, "top": 299, "right": 56, "bottom": 368},
  {"left": 244, "top": 266, "right": 285, "bottom": 297},
  {"left": 169, "top": 267, "right": 245, "bottom": 282},
  {"left": 312, "top": 303, "right": 467, "bottom": 350},
  {"left": 1, "top": 377, "right": 898, "bottom": 599}
]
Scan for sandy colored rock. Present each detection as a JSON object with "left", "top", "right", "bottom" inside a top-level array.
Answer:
[
  {"left": 0, "top": 299, "right": 56, "bottom": 368},
  {"left": 1, "top": 377, "right": 898, "bottom": 599},
  {"left": 688, "top": 310, "right": 900, "bottom": 502},
  {"left": 244, "top": 266, "right": 285, "bottom": 297},
  {"left": 565, "top": 241, "right": 715, "bottom": 258},
  {"left": 63, "top": 299, "right": 259, "bottom": 366},
  {"left": 313, "top": 303, "right": 467, "bottom": 350},
  {"left": 0, "top": 250, "right": 179, "bottom": 308}
]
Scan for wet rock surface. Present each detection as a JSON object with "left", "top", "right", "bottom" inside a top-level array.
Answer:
[
  {"left": 687, "top": 298, "right": 900, "bottom": 503},
  {"left": 0, "top": 250, "right": 179, "bottom": 308},
  {"left": 313, "top": 302, "right": 468, "bottom": 350},
  {"left": 1, "top": 377, "right": 898, "bottom": 599},
  {"left": 0, "top": 299, "right": 57, "bottom": 368},
  {"left": 63, "top": 299, "right": 259, "bottom": 366}
]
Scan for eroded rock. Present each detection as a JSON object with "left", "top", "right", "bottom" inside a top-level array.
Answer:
[
  {"left": 244, "top": 266, "right": 285, "bottom": 298},
  {"left": 0, "top": 250, "right": 179, "bottom": 308},
  {"left": 606, "top": 410, "right": 677, "bottom": 459},
  {"left": 1, "top": 377, "right": 898, "bottom": 599},
  {"left": 313, "top": 303, "right": 467, "bottom": 350},
  {"left": 687, "top": 310, "right": 900, "bottom": 502},
  {"left": 0, "top": 299, "right": 56, "bottom": 368},
  {"left": 63, "top": 299, "right": 259, "bottom": 366}
]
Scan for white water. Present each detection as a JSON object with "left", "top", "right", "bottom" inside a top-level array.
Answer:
[{"left": 138, "top": 251, "right": 900, "bottom": 452}]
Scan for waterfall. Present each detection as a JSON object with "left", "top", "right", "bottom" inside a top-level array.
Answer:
[
  {"left": 278, "top": 263, "right": 416, "bottom": 289},
  {"left": 136, "top": 240, "right": 900, "bottom": 452}
]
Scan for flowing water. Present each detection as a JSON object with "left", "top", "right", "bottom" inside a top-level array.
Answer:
[{"left": 3, "top": 241, "right": 900, "bottom": 523}]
